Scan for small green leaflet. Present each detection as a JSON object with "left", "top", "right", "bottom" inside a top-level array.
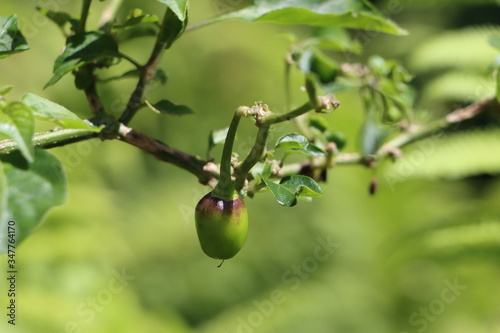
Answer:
[
  {"left": 208, "top": 127, "right": 229, "bottom": 156},
  {"left": 263, "top": 175, "right": 323, "bottom": 207},
  {"left": 0, "top": 15, "right": 29, "bottom": 58},
  {"left": 251, "top": 162, "right": 272, "bottom": 183},
  {"left": 161, "top": 5, "right": 188, "bottom": 49},
  {"left": 0, "top": 149, "right": 66, "bottom": 254},
  {"left": 297, "top": 47, "right": 339, "bottom": 85},
  {"left": 45, "top": 31, "right": 119, "bottom": 88},
  {"left": 274, "top": 133, "right": 326, "bottom": 156},
  {"left": 22, "top": 93, "right": 101, "bottom": 132},
  {"left": 0, "top": 85, "right": 13, "bottom": 96}
]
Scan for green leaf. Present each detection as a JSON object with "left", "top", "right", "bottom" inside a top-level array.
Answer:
[
  {"left": 22, "top": 93, "right": 101, "bottom": 132},
  {"left": 325, "top": 131, "right": 347, "bottom": 150},
  {"left": 297, "top": 47, "right": 339, "bottom": 85},
  {"left": 146, "top": 99, "right": 194, "bottom": 116},
  {"left": 274, "top": 133, "right": 326, "bottom": 156},
  {"left": 214, "top": 0, "right": 406, "bottom": 35},
  {"left": 281, "top": 175, "right": 323, "bottom": 197},
  {"left": 161, "top": 7, "right": 188, "bottom": 49},
  {"left": 263, "top": 175, "right": 323, "bottom": 207},
  {"left": 1, "top": 102, "right": 35, "bottom": 163},
  {"left": 45, "top": 31, "right": 119, "bottom": 88},
  {"left": 367, "top": 55, "right": 414, "bottom": 111},
  {"left": 250, "top": 162, "right": 272, "bottom": 183},
  {"left": 208, "top": 127, "right": 229, "bottom": 155},
  {"left": 157, "top": 0, "right": 188, "bottom": 22},
  {"left": 0, "top": 15, "right": 29, "bottom": 58},
  {"left": 301, "top": 143, "right": 327, "bottom": 157},
  {"left": 0, "top": 149, "right": 66, "bottom": 253},
  {"left": 308, "top": 115, "right": 330, "bottom": 133},
  {"left": 275, "top": 133, "right": 309, "bottom": 150}
]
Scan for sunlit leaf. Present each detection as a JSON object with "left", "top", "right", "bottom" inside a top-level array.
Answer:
[
  {"left": 208, "top": 127, "right": 229, "bottom": 156},
  {"left": 0, "top": 149, "right": 66, "bottom": 253},
  {"left": 263, "top": 175, "right": 323, "bottom": 206},
  {"left": 0, "top": 102, "right": 35, "bottom": 163},
  {"left": 275, "top": 133, "right": 309, "bottom": 150},
  {"left": 251, "top": 162, "right": 272, "bottom": 183},
  {"left": 0, "top": 15, "right": 29, "bottom": 58},
  {"left": 212, "top": 0, "right": 406, "bottom": 35},
  {"left": 274, "top": 133, "right": 326, "bottom": 156},
  {"left": 22, "top": 93, "right": 101, "bottom": 132}
]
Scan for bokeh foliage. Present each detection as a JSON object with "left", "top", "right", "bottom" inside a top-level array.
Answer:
[{"left": 1, "top": 0, "right": 500, "bottom": 332}]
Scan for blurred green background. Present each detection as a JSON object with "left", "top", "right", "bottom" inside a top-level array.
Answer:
[{"left": 1, "top": 0, "right": 500, "bottom": 332}]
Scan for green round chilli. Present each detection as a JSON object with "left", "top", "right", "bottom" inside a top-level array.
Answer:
[{"left": 195, "top": 192, "right": 248, "bottom": 260}]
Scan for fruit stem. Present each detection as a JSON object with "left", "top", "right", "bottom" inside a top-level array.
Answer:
[
  {"left": 234, "top": 125, "right": 270, "bottom": 192},
  {"left": 212, "top": 113, "right": 241, "bottom": 201}
]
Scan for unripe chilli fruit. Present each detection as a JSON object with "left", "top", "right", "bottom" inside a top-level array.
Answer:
[{"left": 195, "top": 192, "right": 248, "bottom": 260}]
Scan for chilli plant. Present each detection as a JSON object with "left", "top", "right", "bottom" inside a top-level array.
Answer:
[{"left": 1, "top": 0, "right": 500, "bottom": 262}]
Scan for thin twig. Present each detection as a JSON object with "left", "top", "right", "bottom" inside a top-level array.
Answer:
[
  {"left": 234, "top": 126, "right": 270, "bottom": 191},
  {"left": 118, "top": 125, "right": 212, "bottom": 184},
  {"left": 84, "top": 79, "right": 106, "bottom": 116},
  {"left": 77, "top": 0, "right": 93, "bottom": 34},
  {"left": 119, "top": 7, "right": 172, "bottom": 125}
]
